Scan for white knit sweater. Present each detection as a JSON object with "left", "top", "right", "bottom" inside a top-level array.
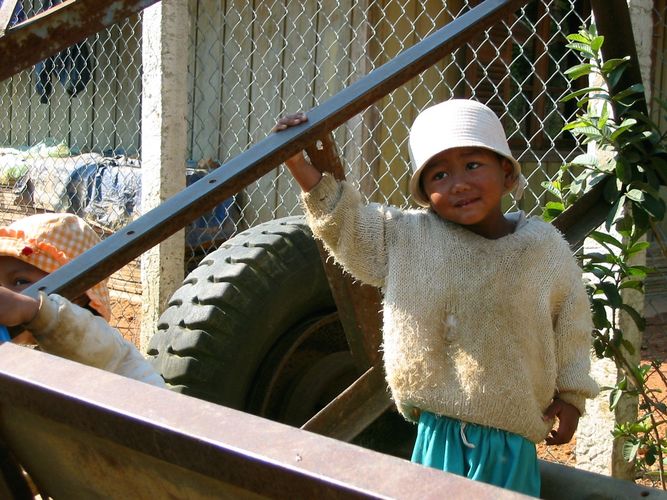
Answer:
[
  {"left": 303, "top": 174, "right": 598, "bottom": 443},
  {"left": 25, "top": 293, "right": 166, "bottom": 388}
]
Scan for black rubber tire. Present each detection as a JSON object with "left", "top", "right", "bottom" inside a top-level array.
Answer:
[{"left": 147, "top": 216, "right": 354, "bottom": 416}]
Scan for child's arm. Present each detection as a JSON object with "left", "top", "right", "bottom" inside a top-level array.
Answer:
[
  {"left": 0, "top": 287, "right": 39, "bottom": 327},
  {"left": 1, "top": 288, "right": 165, "bottom": 387},
  {"left": 543, "top": 398, "right": 580, "bottom": 445},
  {"left": 273, "top": 113, "right": 322, "bottom": 192},
  {"left": 273, "top": 112, "right": 392, "bottom": 288},
  {"left": 546, "top": 250, "right": 599, "bottom": 445}
]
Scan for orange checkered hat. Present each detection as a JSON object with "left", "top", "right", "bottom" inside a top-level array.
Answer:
[{"left": 0, "top": 213, "right": 110, "bottom": 320}]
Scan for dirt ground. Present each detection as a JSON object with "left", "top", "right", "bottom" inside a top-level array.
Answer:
[{"left": 109, "top": 295, "right": 142, "bottom": 348}]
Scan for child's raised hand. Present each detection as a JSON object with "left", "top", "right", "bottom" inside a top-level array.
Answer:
[
  {"left": 0, "top": 287, "right": 39, "bottom": 327},
  {"left": 272, "top": 112, "right": 322, "bottom": 192},
  {"left": 543, "top": 398, "right": 580, "bottom": 445},
  {"left": 272, "top": 112, "right": 308, "bottom": 132}
]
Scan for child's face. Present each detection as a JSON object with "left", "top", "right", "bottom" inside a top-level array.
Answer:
[
  {"left": 0, "top": 255, "right": 91, "bottom": 311},
  {"left": 0, "top": 256, "right": 48, "bottom": 293},
  {"left": 421, "top": 147, "right": 514, "bottom": 237}
]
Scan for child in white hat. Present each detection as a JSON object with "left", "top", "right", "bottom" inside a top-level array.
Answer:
[
  {"left": 275, "top": 99, "right": 597, "bottom": 497},
  {"left": 0, "top": 213, "right": 164, "bottom": 387}
]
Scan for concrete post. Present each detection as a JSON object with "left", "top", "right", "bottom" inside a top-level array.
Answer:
[{"left": 139, "top": 1, "right": 189, "bottom": 352}]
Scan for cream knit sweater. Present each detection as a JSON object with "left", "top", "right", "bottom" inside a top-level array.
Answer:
[{"left": 303, "top": 174, "right": 599, "bottom": 443}]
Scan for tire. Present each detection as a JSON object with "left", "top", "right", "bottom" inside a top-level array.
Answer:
[{"left": 147, "top": 216, "right": 360, "bottom": 424}]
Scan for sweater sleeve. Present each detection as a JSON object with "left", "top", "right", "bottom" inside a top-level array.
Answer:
[
  {"left": 301, "top": 173, "right": 393, "bottom": 288},
  {"left": 553, "top": 257, "right": 599, "bottom": 414},
  {"left": 25, "top": 293, "right": 166, "bottom": 387}
]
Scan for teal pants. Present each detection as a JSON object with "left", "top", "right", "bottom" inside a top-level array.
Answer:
[{"left": 411, "top": 412, "right": 540, "bottom": 497}]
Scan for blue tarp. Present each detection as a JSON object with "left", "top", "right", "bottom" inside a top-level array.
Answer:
[{"left": 15, "top": 155, "right": 240, "bottom": 247}]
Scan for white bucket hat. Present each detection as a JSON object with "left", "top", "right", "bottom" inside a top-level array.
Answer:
[{"left": 408, "top": 99, "right": 523, "bottom": 207}]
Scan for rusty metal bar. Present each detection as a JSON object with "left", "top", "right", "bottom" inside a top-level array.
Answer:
[
  {"left": 0, "top": 344, "right": 660, "bottom": 499},
  {"left": 21, "top": 0, "right": 532, "bottom": 304},
  {"left": 306, "top": 136, "right": 384, "bottom": 369},
  {"left": 554, "top": 181, "right": 609, "bottom": 249},
  {"left": 590, "top": 0, "right": 648, "bottom": 116},
  {"left": 0, "top": 344, "right": 523, "bottom": 499},
  {"left": 301, "top": 365, "right": 392, "bottom": 441},
  {"left": 0, "top": 0, "right": 159, "bottom": 82}
]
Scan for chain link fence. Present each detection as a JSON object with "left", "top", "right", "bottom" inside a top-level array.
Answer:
[{"left": 0, "top": 0, "right": 666, "bottom": 472}]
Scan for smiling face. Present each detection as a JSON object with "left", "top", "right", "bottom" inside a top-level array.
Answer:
[{"left": 420, "top": 146, "right": 515, "bottom": 239}]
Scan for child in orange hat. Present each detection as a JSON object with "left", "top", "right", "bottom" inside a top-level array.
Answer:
[{"left": 0, "top": 213, "right": 164, "bottom": 387}]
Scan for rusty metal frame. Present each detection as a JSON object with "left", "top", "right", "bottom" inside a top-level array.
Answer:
[
  {"left": 0, "top": 0, "right": 656, "bottom": 492},
  {"left": 0, "top": 344, "right": 658, "bottom": 499},
  {"left": 0, "top": 344, "right": 526, "bottom": 499},
  {"left": 0, "top": 0, "right": 160, "bottom": 81}
]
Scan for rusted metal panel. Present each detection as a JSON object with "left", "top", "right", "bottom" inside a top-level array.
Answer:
[
  {"left": 0, "top": 344, "right": 524, "bottom": 499},
  {"left": 539, "top": 460, "right": 665, "bottom": 500},
  {"left": 0, "top": 0, "right": 159, "bottom": 82}
]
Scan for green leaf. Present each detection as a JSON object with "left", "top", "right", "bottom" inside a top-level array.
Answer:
[
  {"left": 614, "top": 158, "right": 631, "bottom": 184},
  {"left": 598, "top": 103, "right": 609, "bottom": 129},
  {"left": 619, "top": 280, "right": 644, "bottom": 291},
  {"left": 626, "top": 189, "right": 645, "bottom": 202},
  {"left": 565, "top": 33, "right": 592, "bottom": 44},
  {"left": 598, "top": 282, "right": 623, "bottom": 308},
  {"left": 621, "top": 338, "right": 636, "bottom": 355},
  {"left": 541, "top": 180, "right": 562, "bottom": 199},
  {"left": 593, "top": 338, "right": 606, "bottom": 358},
  {"left": 623, "top": 440, "right": 640, "bottom": 462},
  {"left": 542, "top": 201, "right": 565, "bottom": 222},
  {"left": 626, "top": 266, "right": 649, "bottom": 279},
  {"left": 620, "top": 303, "right": 647, "bottom": 331},
  {"left": 592, "top": 300, "right": 611, "bottom": 329},
  {"left": 565, "top": 42, "right": 596, "bottom": 58},
  {"left": 601, "top": 57, "right": 629, "bottom": 74},
  {"left": 610, "top": 388, "right": 623, "bottom": 409},
  {"left": 606, "top": 195, "right": 626, "bottom": 231},
  {"left": 603, "top": 177, "right": 621, "bottom": 203},
  {"left": 590, "top": 230, "right": 623, "bottom": 249},
  {"left": 561, "top": 87, "right": 606, "bottom": 103},
  {"left": 590, "top": 35, "right": 605, "bottom": 53},
  {"left": 613, "top": 83, "right": 645, "bottom": 102},
  {"left": 639, "top": 193, "right": 666, "bottom": 220},
  {"left": 570, "top": 126, "right": 604, "bottom": 140},
  {"left": 564, "top": 63, "right": 595, "bottom": 80},
  {"left": 570, "top": 153, "right": 599, "bottom": 167},
  {"left": 627, "top": 241, "right": 650, "bottom": 256}
]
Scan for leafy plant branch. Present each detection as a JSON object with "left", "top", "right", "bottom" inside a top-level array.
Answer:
[{"left": 545, "top": 25, "right": 667, "bottom": 487}]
